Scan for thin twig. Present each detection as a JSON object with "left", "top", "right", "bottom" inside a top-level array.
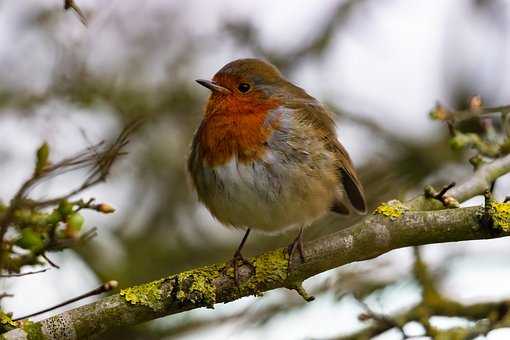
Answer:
[
  {"left": 436, "top": 182, "right": 456, "bottom": 199},
  {"left": 0, "top": 121, "right": 140, "bottom": 270},
  {"left": 356, "top": 298, "right": 408, "bottom": 338},
  {"left": 14, "top": 280, "right": 118, "bottom": 321},
  {"left": 42, "top": 254, "right": 60, "bottom": 269},
  {"left": 0, "top": 268, "right": 50, "bottom": 278},
  {"left": 432, "top": 102, "right": 510, "bottom": 123},
  {"left": 64, "top": 0, "right": 88, "bottom": 26}
]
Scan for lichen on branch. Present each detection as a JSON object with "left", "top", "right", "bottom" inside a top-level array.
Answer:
[
  {"left": 120, "top": 248, "right": 289, "bottom": 313},
  {"left": 487, "top": 201, "right": 510, "bottom": 231},
  {"left": 373, "top": 200, "right": 408, "bottom": 219}
]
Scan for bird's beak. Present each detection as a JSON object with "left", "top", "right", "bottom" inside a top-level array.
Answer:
[{"left": 195, "top": 79, "right": 231, "bottom": 94}]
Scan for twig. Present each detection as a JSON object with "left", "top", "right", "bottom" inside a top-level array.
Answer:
[
  {"left": 436, "top": 182, "right": 456, "bottom": 199},
  {"left": 431, "top": 101, "right": 510, "bottom": 124},
  {"left": 74, "top": 198, "right": 115, "bottom": 214},
  {"left": 13, "top": 280, "right": 118, "bottom": 321},
  {"left": 41, "top": 254, "right": 60, "bottom": 269},
  {"left": 424, "top": 182, "right": 458, "bottom": 208},
  {"left": 64, "top": 0, "right": 88, "bottom": 26},
  {"left": 286, "top": 283, "right": 315, "bottom": 302},
  {"left": 356, "top": 298, "right": 407, "bottom": 338},
  {"left": 25, "top": 119, "right": 140, "bottom": 209},
  {"left": 0, "top": 268, "right": 49, "bottom": 278},
  {"left": 481, "top": 190, "right": 494, "bottom": 229},
  {"left": 0, "top": 121, "right": 139, "bottom": 270}
]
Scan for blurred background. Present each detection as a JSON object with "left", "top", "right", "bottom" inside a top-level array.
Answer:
[{"left": 2, "top": 0, "right": 510, "bottom": 339}]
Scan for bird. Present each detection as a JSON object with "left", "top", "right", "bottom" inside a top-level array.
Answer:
[{"left": 188, "top": 58, "right": 366, "bottom": 283}]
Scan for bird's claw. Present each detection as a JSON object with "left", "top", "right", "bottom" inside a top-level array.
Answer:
[
  {"left": 287, "top": 231, "right": 305, "bottom": 272},
  {"left": 224, "top": 251, "right": 255, "bottom": 286}
]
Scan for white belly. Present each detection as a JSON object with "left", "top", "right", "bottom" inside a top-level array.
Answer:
[{"left": 193, "top": 153, "right": 337, "bottom": 233}]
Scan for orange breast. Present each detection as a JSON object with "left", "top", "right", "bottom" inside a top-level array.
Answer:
[{"left": 197, "top": 96, "right": 280, "bottom": 166}]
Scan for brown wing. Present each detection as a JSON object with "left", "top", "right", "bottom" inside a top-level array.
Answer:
[
  {"left": 331, "top": 199, "right": 350, "bottom": 215},
  {"left": 334, "top": 142, "right": 367, "bottom": 214},
  {"left": 283, "top": 86, "right": 367, "bottom": 214}
]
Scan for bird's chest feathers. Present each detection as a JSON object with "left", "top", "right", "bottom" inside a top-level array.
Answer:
[{"left": 197, "top": 98, "right": 280, "bottom": 166}]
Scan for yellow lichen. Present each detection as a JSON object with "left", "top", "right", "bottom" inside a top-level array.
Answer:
[
  {"left": 120, "top": 249, "right": 289, "bottom": 311},
  {"left": 238, "top": 248, "right": 288, "bottom": 296},
  {"left": 373, "top": 200, "right": 408, "bottom": 219},
  {"left": 489, "top": 201, "right": 510, "bottom": 231},
  {"left": 120, "top": 278, "right": 166, "bottom": 311},
  {"left": 174, "top": 264, "right": 222, "bottom": 308}
]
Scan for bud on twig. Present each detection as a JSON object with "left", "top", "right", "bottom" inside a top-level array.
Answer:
[
  {"left": 35, "top": 142, "right": 49, "bottom": 176},
  {"left": 97, "top": 203, "right": 115, "bottom": 214},
  {"left": 469, "top": 95, "right": 483, "bottom": 111}
]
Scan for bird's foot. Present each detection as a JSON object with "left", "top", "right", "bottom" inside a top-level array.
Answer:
[
  {"left": 224, "top": 250, "right": 255, "bottom": 286},
  {"left": 287, "top": 228, "right": 305, "bottom": 272}
]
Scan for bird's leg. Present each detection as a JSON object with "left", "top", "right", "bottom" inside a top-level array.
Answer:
[
  {"left": 226, "top": 229, "right": 255, "bottom": 286},
  {"left": 287, "top": 226, "right": 305, "bottom": 270}
]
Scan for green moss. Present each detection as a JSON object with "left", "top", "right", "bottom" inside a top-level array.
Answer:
[
  {"left": 120, "top": 278, "right": 166, "bottom": 311},
  {"left": 489, "top": 201, "right": 510, "bottom": 231},
  {"left": 22, "top": 320, "right": 44, "bottom": 340},
  {"left": 174, "top": 264, "right": 223, "bottom": 308},
  {"left": 238, "top": 249, "right": 288, "bottom": 296},
  {"left": 373, "top": 200, "right": 408, "bottom": 219}
]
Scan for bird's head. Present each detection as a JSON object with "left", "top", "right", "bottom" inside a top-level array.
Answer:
[{"left": 196, "top": 58, "right": 289, "bottom": 117}]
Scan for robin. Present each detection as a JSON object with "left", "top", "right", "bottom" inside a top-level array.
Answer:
[{"left": 188, "top": 58, "right": 366, "bottom": 283}]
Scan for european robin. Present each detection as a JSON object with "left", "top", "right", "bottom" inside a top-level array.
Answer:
[{"left": 188, "top": 58, "right": 366, "bottom": 283}]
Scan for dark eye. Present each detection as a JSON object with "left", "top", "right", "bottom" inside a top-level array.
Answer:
[{"left": 238, "top": 83, "right": 251, "bottom": 93}]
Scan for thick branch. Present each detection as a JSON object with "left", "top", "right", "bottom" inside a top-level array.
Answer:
[
  {"left": 5, "top": 156, "right": 510, "bottom": 339},
  {"left": 5, "top": 207, "right": 508, "bottom": 339}
]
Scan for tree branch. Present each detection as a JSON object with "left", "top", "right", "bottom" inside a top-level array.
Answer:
[{"left": 4, "top": 155, "right": 510, "bottom": 339}]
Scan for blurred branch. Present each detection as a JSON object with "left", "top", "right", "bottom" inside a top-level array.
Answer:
[
  {"left": 5, "top": 153, "right": 510, "bottom": 339},
  {"left": 328, "top": 103, "right": 408, "bottom": 146},
  {"left": 430, "top": 100, "right": 510, "bottom": 124},
  {"left": 430, "top": 97, "right": 510, "bottom": 158},
  {"left": 225, "top": 0, "right": 366, "bottom": 72},
  {"left": 355, "top": 298, "right": 407, "bottom": 339},
  {"left": 333, "top": 247, "right": 510, "bottom": 339},
  {"left": 333, "top": 297, "right": 510, "bottom": 340}
]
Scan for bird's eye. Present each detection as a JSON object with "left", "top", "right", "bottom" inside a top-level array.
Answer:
[{"left": 238, "top": 83, "right": 251, "bottom": 93}]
